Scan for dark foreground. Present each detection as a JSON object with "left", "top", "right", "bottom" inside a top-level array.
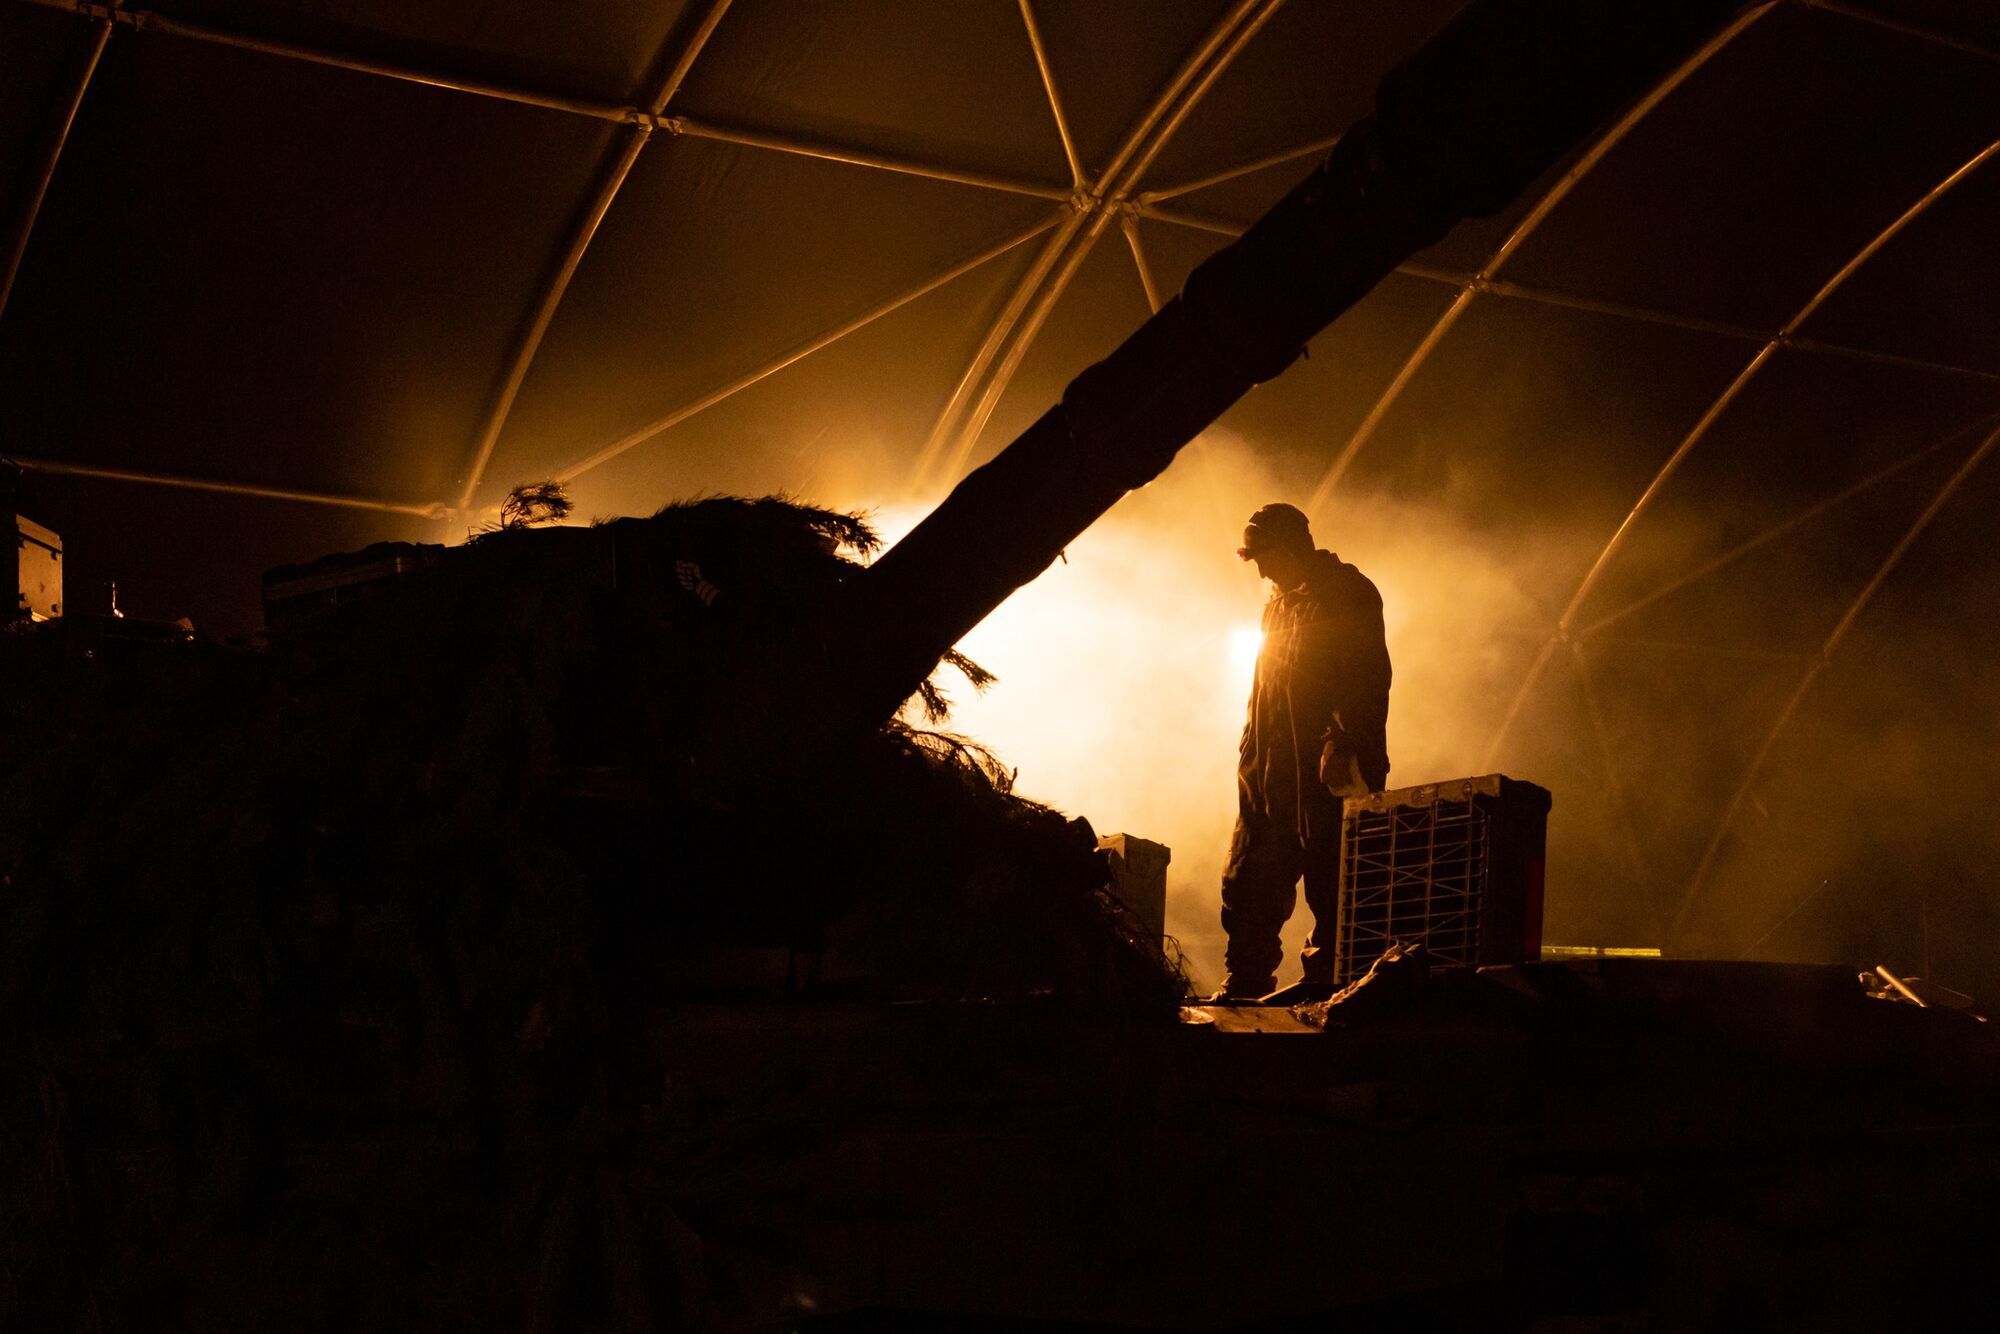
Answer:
[
  {"left": 7, "top": 511, "right": 1998, "bottom": 1329},
  {"left": 642, "top": 958, "right": 2000, "bottom": 1330}
]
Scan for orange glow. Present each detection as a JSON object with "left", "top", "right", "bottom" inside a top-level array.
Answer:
[
  {"left": 869, "top": 430, "right": 1542, "bottom": 991},
  {"left": 869, "top": 435, "right": 1286, "bottom": 989},
  {"left": 1228, "top": 625, "right": 1264, "bottom": 681}
]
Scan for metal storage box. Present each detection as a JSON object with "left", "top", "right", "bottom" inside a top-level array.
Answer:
[
  {"left": 1098, "top": 833, "right": 1169, "bottom": 945},
  {"left": 1334, "top": 774, "right": 1551, "bottom": 984},
  {"left": 14, "top": 514, "right": 61, "bottom": 621}
]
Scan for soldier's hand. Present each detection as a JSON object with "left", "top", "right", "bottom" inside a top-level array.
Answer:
[{"left": 1319, "top": 734, "right": 1367, "bottom": 799}]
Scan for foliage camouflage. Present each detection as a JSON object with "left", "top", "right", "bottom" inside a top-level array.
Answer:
[{"left": 1, "top": 496, "right": 1180, "bottom": 1328}]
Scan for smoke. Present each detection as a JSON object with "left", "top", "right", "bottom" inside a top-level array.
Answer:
[
  {"left": 1679, "top": 464, "right": 2000, "bottom": 990},
  {"left": 624, "top": 402, "right": 2000, "bottom": 1001},
  {"left": 879, "top": 429, "right": 1605, "bottom": 992}
]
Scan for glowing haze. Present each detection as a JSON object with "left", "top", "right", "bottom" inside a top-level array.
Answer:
[{"left": 876, "top": 430, "right": 1558, "bottom": 991}]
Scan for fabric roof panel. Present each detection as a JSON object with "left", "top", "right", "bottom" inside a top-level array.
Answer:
[
  {"left": 1501, "top": 3, "right": 2000, "bottom": 332},
  {"left": 1564, "top": 636, "right": 1808, "bottom": 880},
  {"left": 673, "top": 0, "right": 1069, "bottom": 190},
  {"left": 1848, "top": 0, "right": 2000, "bottom": 51},
  {"left": 1799, "top": 156, "right": 2000, "bottom": 376},
  {"left": 1472, "top": 642, "right": 1809, "bottom": 948},
  {"left": 1137, "top": 0, "right": 1459, "bottom": 191},
  {"left": 0, "top": 2, "right": 86, "bottom": 217},
  {"left": 1591, "top": 444, "right": 1981, "bottom": 659},
  {"left": 1320, "top": 292, "right": 1752, "bottom": 571},
  {"left": 145, "top": 0, "right": 696, "bottom": 106},
  {"left": 0, "top": 26, "right": 614, "bottom": 502},
  {"left": 1022, "top": 0, "right": 1240, "bottom": 181},
  {"left": 556, "top": 240, "right": 1040, "bottom": 519},
  {"left": 1579, "top": 348, "right": 2000, "bottom": 634},
  {"left": 1685, "top": 451, "right": 2000, "bottom": 956},
  {"left": 485, "top": 132, "right": 1054, "bottom": 500}
]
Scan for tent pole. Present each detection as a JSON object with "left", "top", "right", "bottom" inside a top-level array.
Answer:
[
  {"left": 454, "top": 0, "right": 734, "bottom": 511},
  {"left": 1582, "top": 638, "right": 1819, "bottom": 663},
  {"left": 1118, "top": 211, "right": 1163, "bottom": 313},
  {"left": 1476, "top": 278, "right": 2000, "bottom": 381},
  {"left": 911, "top": 0, "right": 1284, "bottom": 495},
  {"left": 1475, "top": 279, "right": 1769, "bottom": 344},
  {"left": 16, "top": 0, "right": 634, "bottom": 121},
  {"left": 1129, "top": 201, "right": 1244, "bottom": 237},
  {"left": 1140, "top": 132, "right": 1342, "bottom": 204},
  {"left": 11, "top": 455, "right": 449, "bottom": 518},
  {"left": 668, "top": 116, "right": 1072, "bottom": 200},
  {"left": 1801, "top": 0, "right": 2000, "bottom": 64},
  {"left": 903, "top": 210, "right": 1091, "bottom": 495},
  {"left": 1481, "top": 137, "right": 2000, "bottom": 771},
  {"left": 0, "top": 12, "right": 111, "bottom": 327},
  {"left": 1130, "top": 218, "right": 2000, "bottom": 381},
  {"left": 1018, "top": 0, "right": 1086, "bottom": 193},
  {"left": 908, "top": 0, "right": 1277, "bottom": 492}
]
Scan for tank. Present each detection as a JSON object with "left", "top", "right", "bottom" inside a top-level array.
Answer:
[{"left": 18, "top": 2, "right": 2000, "bottom": 1329}]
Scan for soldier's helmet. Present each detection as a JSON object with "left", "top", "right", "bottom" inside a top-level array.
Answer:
[{"left": 1236, "top": 503, "right": 1313, "bottom": 560}]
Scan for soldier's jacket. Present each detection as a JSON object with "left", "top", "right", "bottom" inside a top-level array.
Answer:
[{"left": 1237, "top": 549, "right": 1392, "bottom": 832}]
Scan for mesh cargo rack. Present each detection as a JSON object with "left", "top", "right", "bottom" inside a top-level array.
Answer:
[{"left": 1334, "top": 775, "right": 1551, "bottom": 984}]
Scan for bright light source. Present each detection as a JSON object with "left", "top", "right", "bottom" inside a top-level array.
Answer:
[
  {"left": 1228, "top": 625, "right": 1263, "bottom": 676},
  {"left": 857, "top": 428, "right": 1539, "bottom": 992}
]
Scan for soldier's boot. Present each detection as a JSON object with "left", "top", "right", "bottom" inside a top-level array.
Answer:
[
  {"left": 1259, "top": 978, "right": 1337, "bottom": 1006},
  {"left": 1204, "top": 975, "right": 1276, "bottom": 1005}
]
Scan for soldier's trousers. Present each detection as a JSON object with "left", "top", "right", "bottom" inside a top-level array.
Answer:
[{"left": 1219, "top": 791, "right": 1343, "bottom": 993}]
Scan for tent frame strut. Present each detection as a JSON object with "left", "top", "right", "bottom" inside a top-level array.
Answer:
[
  {"left": 1140, "top": 132, "right": 1343, "bottom": 205},
  {"left": 908, "top": 0, "right": 1287, "bottom": 496},
  {"left": 1133, "top": 203, "right": 2000, "bottom": 381},
  {"left": 1802, "top": 0, "right": 2000, "bottom": 64},
  {"left": 666, "top": 115, "right": 1073, "bottom": 200},
  {"left": 1018, "top": 0, "right": 1085, "bottom": 193},
  {"left": 1569, "top": 641, "right": 1660, "bottom": 935},
  {"left": 1119, "top": 211, "right": 1163, "bottom": 314},
  {"left": 11, "top": 455, "right": 448, "bottom": 518},
  {"left": 454, "top": 0, "right": 734, "bottom": 511},
  {"left": 0, "top": 5, "right": 112, "bottom": 326}
]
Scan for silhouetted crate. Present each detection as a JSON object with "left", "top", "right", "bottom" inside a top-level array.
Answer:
[
  {"left": 1334, "top": 775, "right": 1551, "bottom": 984},
  {"left": 1098, "top": 833, "right": 1169, "bottom": 945},
  {"left": 14, "top": 514, "right": 61, "bottom": 621}
]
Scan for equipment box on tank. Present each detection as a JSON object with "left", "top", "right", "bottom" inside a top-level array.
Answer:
[
  {"left": 14, "top": 514, "right": 61, "bottom": 622},
  {"left": 1334, "top": 775, "right": 1550, "bottom": 984}
]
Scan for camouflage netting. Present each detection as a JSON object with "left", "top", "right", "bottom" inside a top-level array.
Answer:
[{"left": 0, "top": 496, "right": 1181, "bottom": 1328}]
